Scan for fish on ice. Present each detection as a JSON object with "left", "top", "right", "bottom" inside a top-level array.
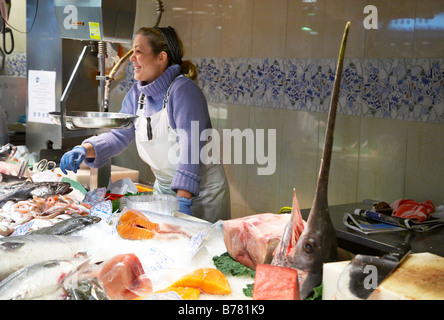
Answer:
[
  {"left": 0, "top": 256, "right": 89, "bottom": 300},
  {"left": 0, "top": 182, "right": 72, "bottom": 206},
  {"left": 0, "top": 234, "right": 90, "bottom": 281}
]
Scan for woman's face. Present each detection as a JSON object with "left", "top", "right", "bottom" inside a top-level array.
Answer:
[{"left": 130, "top": 34, "right": 167, "bottom": 83}]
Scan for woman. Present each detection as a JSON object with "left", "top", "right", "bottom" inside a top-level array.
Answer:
[{"left": 60, "top": 26, "right": 231, "bottom": 223}]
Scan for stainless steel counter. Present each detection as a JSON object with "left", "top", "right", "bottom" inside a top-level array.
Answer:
[{"left": 301, "top": 202, "right": 444, "bottom": 257}]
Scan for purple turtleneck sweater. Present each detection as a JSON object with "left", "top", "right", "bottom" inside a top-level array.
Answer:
[{"left": 82, "top": 65, "right": 211, "bottom": 196}]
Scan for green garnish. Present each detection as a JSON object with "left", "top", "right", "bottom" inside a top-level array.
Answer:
[{"left": 212, "top": 252, "right": 256, "bottom": 278}]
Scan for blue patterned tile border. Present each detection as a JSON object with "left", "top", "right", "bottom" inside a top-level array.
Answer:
[
  {"left": 8, "top": 53, "right": 443, "bottom": 123},
  {"left": 193, "top": 57, "right": 444, "bottom": 123},
  {"left": 4, "top": 53, "right": 27, "bottom": 77}
]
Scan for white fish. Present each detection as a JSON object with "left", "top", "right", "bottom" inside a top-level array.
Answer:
[
  {"left": 0, "top": 257, "right": 89, "bottom": 300},
  {"left": 0, "top": 235, "right": 89, "bottom": 281}
]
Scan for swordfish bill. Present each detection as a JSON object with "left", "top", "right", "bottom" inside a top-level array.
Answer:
[{"left": 272, "top": 22, "right": 351, "bottom": 300}]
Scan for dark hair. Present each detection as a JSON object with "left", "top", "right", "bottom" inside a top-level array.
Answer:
[{"left": 136, "top": 27, "right": 198, "bottom": 82}]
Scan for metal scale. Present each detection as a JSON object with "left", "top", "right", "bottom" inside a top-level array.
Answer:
[{"left": 50, "top": 0, "right": 164, "bottom": 188}]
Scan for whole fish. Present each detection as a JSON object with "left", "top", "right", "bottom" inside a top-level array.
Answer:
[
  {"left": 0, "top": 144, "right": 16, "bottom": 162},
  {"left": 0, "top": 182, "right": 72, "bottom": 206},
  {"left": 272, "top": 22, "right": 351, "bottom": 299},
  {"left": 64, "top": 277, "right": 110, "bottom": 300},
  {"left": 30, "top": 215, "right": 101, "bottom": 236},
  {"left": 0, "top": 235, "right": 89, "bottom": 281},
  {"left": 0, "top": 172, "right": 28, "bottom": 187},
  {"left": 0, "top": 256, "right": 89, "bottom": 300}
]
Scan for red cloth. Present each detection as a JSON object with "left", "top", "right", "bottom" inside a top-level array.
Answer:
[{"left": 391, "top": 199, "right": 435, "bottom": 222}]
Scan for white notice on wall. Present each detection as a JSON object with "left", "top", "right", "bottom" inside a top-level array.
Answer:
[{"left": 28, "top": 70, "right": 56, "bottom": 124}]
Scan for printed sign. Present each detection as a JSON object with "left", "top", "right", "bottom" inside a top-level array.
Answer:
[{"left": 89, "top": 22, "right": 101, "bottom": 40}]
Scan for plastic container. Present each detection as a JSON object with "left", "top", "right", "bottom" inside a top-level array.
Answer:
[{"left": 126, "top": 194, "right": 179, "bottom": 216}]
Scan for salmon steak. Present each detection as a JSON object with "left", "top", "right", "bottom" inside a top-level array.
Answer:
[
  {"left": 98, "top": 253, "right": 153, "bottom": 300},
  {"left": 117, "top": 210, "right": 160, "bottom": 240},
  {"left": 116, "top": 209, "right": 191, "bottom": 240},
  {"left": 169, "top": 268, "right": 231, "bottom": 296}
]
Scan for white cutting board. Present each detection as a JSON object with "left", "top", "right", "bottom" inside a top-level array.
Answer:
[{"left": 323, "top": 252, "right": 444, "bottom": 300}]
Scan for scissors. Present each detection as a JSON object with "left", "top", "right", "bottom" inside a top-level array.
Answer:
[{"left": 35, "top": 159, "right": 57, "bottom": 172}]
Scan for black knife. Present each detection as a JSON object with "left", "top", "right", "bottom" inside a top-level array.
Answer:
[{"left": 337, "top": 242, "right": 411, "bottom": 299}]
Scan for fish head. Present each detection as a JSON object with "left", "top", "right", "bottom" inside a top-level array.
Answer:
[
  {"left": 30, "top": 182, "right": 72, "bottom": 197},
  {"left": 291, "top": 205, "right": 337, "bottom": 299}
]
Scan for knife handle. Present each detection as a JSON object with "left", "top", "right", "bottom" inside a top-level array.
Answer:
[{"left": 383, "top": 242, "right": 411, "bottom": 262}]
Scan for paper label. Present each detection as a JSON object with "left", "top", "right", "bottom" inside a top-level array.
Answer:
[
  {"left": 90, "top": 200, "right": 113, "bottom": 223},
  {"left": 141, "top": 247, "right": 175, "bottom": 275},
  {"left": 11, "top": 220, "right": 35, "bottom": 236},
  {"left": 89, "top": 22, "right": 101, "bottom": 40},
  {"left": 190, "top": 230, "right": 207, "bottom": 257}
]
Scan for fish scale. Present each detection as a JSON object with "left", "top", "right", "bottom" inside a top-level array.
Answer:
[{"left": 0, "top": 235, "right": 90, "bottom": 281}]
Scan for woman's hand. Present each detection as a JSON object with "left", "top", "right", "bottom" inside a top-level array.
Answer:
[{"left": 177, "top": 189, "right": 193, "bottom": 215}]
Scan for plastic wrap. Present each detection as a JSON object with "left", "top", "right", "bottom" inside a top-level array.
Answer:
[
  {"left": 126, "top": 194, "right": 179, "bottom": 216},
  {"left": 97, "top": 253, "right": 153, "bottom": 300},
  {"left": 0, "top": 257, "right": 88, "bottom": 300},
  {"left": 391, "top": 199, "right": 435, "bottom": 222},
  {"left": 222, "top": 213, "right": 291, "bottom": 270}
]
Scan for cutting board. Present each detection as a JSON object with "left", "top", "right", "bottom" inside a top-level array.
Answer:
[
  {"left": 53, "top": 165, "right": 139, "bottom": 186},
  {"left": 323, "top": 252, "right": 444, "bottom": 300}
]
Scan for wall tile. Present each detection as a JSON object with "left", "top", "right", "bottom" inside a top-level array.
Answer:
[
  {"left": 221, "top": 0, "right": 253, "bottom": 58},
  {"left": 364, "top": 0, "right": 416, "bottom": 58},
  {"left": 318, "top": 114, "right": 361, "bottom": 206},
  {"left": 357, "top": 117, "right": 408, "bottom": 203},
  {"left": 413, "top": 0, "right": 444, "bottom": 58},
  {"left": 223, "top": 104, "right": 250, "bottom": 215},
  {"left": 286, "top": 0, "right": 325, "bottom": 59},
  {"left": 191, "top": 0, "right": 223, "bottom": 57},
  {"left": 245, "top": 106, "right": 282, "bottom": 214},
  {"left": 278, "top": 109, "right": 320, "bottom": 209},
  {"left": 323, "top": 0, "right": 367, "bottom": 58},
  {"left": 405, "top": 121, "right": 444, "bottom": 206},
  {"left": 252, "top": 0, "right": 288, "bottom": 58},
  {"left": 160, "top": 0, "right": 194, "bottom": 57}
]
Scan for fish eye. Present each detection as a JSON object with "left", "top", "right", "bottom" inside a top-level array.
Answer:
[{"left": 303, "top": 239, "right": 316, "bottom": 253}]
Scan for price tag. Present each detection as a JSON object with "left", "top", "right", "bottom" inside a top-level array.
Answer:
[
  {"left": 141, "top": 247, "right": 175, "bottom": 275},
  {"left": 90, "top": 200, "right": 113, "bottom": 223},
  {"left": 189, "top": 230, "right": 207, "bottom": 257},
  {"left": 10, "top": 220, "right": 35, "bottom": 236}
]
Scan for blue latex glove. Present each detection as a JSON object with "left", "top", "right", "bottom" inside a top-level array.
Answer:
[
  {"left": 60, "top": 146, "right": 87, "bottom": 175},
  {"left": 177, "top": 196, "right": 192, "bottom": 216}
]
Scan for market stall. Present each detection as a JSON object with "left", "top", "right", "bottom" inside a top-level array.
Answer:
[
  {"left": 2, "top": 0, "right": 443, "bottom": 303},
  {"left": 1, "top": 167, "right": 444, "bottom": 301}
]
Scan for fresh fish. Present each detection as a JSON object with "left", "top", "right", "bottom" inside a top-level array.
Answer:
[
  {"left": 64, "top": 277, "right": 109, "bottom": 300},
  {"left": 272, "top": 22, "right": 351, "bottom": 299},
  {"left": 0, "top": 172, "right": 28, "bottom": 187},
  {"left": 0, "top": 144, "right": 16, "bottom": 162},
  {"left": 0, "top": 256, "right": 89, "bottom": 300},
  {"left": 0, "top": 235, "right": 89, "bottom": 281},
  {"left": 0, "top": 182, "right": 72, "bottom": 206},
  {"left": 30, "top": 215, "right": 101, "bottom": 236}
]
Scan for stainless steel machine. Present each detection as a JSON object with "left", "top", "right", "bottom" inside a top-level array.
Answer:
[{"left": 26, "top": 0, "right": 164, "bottom": 188}]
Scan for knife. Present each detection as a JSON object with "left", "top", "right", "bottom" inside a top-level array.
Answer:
[{"left": 337, "top": 242, "right": 411, "bottom": 300}]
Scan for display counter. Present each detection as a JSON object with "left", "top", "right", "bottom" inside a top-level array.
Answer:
[{"left": 301, "top": 202, "right": 444, "bottom": 257}]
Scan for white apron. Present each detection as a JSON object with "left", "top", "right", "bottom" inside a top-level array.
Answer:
[{"left": 134, "top": 77, "right": 230, "bottom": 222}]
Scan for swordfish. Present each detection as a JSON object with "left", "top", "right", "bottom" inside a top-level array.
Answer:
[{"left": 272, "top": 22, "right": 351, "bottom": 299}]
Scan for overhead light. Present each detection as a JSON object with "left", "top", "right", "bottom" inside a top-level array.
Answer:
[{"left": 301, "top": 27, "right": 312, "bottom": 31}]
